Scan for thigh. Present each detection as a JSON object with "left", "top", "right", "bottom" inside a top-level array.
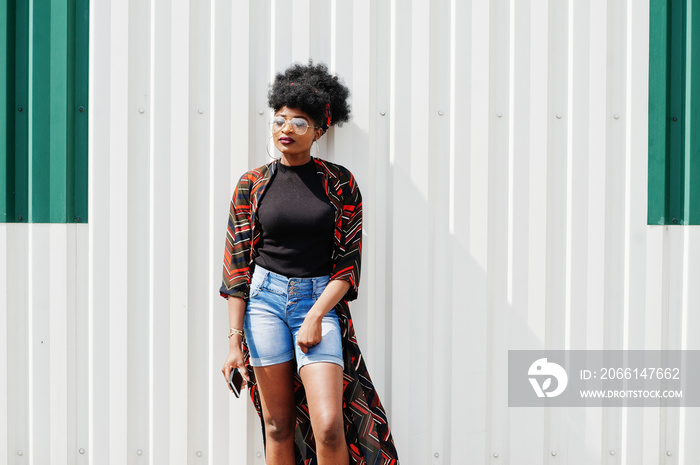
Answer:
[
  {"left": 290, "top": 305, "right": 343, "bottom": 370},
  {"left": 244, "top": 289, "right": 295, "bottom": 366},
  {"left": 299, "top": 362, "right": 344, "bottom": 428},
  {"left": 253, "top": 361, "right": 297, "bottom": 430}
]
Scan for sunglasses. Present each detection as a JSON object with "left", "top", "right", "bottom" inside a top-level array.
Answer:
[{"left": 269, "top": 116, "right": 320, "bottom": 135}]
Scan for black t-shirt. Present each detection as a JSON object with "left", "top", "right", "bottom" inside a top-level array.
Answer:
[{"left": 253, "top": 160, "right": 335, "bottom": 278}]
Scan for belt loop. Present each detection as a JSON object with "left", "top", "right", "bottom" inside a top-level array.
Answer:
[{"left": 261, "top": 267, "right": 269, "bottom": 287}]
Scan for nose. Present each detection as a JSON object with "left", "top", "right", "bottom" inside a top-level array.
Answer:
[{"left": 280, "top": 120, "right": 294, "bottom": 134}]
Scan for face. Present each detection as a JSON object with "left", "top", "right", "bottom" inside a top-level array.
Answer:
[{"left": 271, "top": 106, "right": 323, "bottom": 164}]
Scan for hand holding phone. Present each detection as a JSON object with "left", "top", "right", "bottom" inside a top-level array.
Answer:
[{"left": 228, "top": 367, "right": 245, "bottom": 398}]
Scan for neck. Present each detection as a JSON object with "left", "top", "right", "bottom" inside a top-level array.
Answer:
[{"left": 280, "top": 153, "right": 312, "bottom": 166}]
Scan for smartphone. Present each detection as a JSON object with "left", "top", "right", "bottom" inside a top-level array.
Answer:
[{"left": 228, "top": 367, "right": 245, "bottom": 398}]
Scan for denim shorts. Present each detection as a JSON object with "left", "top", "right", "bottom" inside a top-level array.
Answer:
[{"left": 243, "top": 265, "right": 343, "bottom": 371}]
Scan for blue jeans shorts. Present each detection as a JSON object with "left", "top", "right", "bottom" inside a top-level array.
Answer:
[{"left": 243, "top": 265, "right": 344, "bottom": 372}]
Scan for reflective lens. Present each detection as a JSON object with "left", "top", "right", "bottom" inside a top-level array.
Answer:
[{"left": 269, "top": 117, "right": 312, "bottom": 135}]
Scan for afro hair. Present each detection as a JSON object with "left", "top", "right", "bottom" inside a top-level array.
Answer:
[{"left": 268, "top": 61, "right": 351, "bottom": 133}]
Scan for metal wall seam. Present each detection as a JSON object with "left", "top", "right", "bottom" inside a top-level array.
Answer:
[
  {"left": 87, "top": 0, "right": 111, "bottom": 458},
  {"left": 679, "top": 229, "right": 700, "bottom": 461},
  {"left": 187, "top": 0, "right": 212, "bottom": 461},
  {"left": 107, "top": 0, "right": 129, "bottom": 462},
  {"left": 75, "top": 223, "right": 90, "bottom": 464},
  {"left": 150, "top": 0, "right": 173, "bottom": 461},
  {"left": 449, "top": 0, "right": 467, "bottom": 453},
  {"left": 642, "top": 227, "right": 664, "bottom": 462},
  {"left": 209, "top": 0, "right": 232, "bottom": 462},
  {"left": 572, "top": 0, "right": 598, "bottom": 462},
  {"left": 625, "top": 0, "right": 653, "bottom": 462},
  {"left": 405, "top": 4, "right": 430, "bottom": 458},
  {"left": 0, "top": 225, "right": 9, "bottom": 461},
  {"left": 387, "top": 0, "right": 414, "bottom": 459},
  {"left": 28, "top": 226, "right": 47, "bottom": 463},
  {"left": 509, "top": 0, "right": 542, "bottom": 459},
  {"left": 428, "top": 0, "right": 451, "bottom": 462},
  {"left": 605, "top": 0, "right": 631, "bottom": 458},
  {"left": 371, "top": 0, "right": 392, "bottom": 412},
  {"left": 226, "top": 0, "right": 256, "bottom": 458},
  {"left": 127, "top": 0, "right": 152, "bottom": 462},
  {"left": 487, "top": 0, "right": 511, "bottom": 461},
  {"left": 450, "top": 0, "right": 490, "bottom": 461},
  {"left": 49, "top": 225, "right": 69, "bottom": 463},
  {"left": 582, "top": 0, "right": 608, "bottom": 458},
  {"left": 168, "top": 0, "right": 190, "bottom": 460},
  {"left": 664, "top": 227, "right": 685, "bottom": 460},
  {"left": 6, "top": 226, "right": 29, "bottom": 462},
  {"left": 544, "top": 0, "right": 569, "bottom": 460}
]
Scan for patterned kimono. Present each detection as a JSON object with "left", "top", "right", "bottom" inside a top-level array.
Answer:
[{"left": 220, "top": 157, "right": 400, "bottom": 465}]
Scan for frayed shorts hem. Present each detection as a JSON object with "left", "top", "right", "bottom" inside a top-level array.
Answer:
[
  {"left": 248, "top": 351, "right": 295, "bottom": 367},
  {"left": 298, "top": 356, "right": 344, "bottom": 373},
  {"left": 248, "top": 353, "right": 344, "bottom": 375}
]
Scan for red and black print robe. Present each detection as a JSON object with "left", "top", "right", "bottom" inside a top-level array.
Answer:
[{"left": 220, "top": 157, "right": 400, "bottom": 465}]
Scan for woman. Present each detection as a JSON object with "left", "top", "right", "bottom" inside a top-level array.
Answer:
[{"left": 220, "top": 62, "right": 399, "bottom": 465}]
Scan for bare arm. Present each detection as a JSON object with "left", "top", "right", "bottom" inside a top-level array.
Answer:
[
  {"left": 297, "top": 279, "right": 351, "bottom": 353},
  {"left": 221, "top": 297, "right": 250, "bottom": 383}
]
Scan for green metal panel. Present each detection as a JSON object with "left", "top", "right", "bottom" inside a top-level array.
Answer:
[
  {"left": 31, "top": 0, "right": 53, "bottom": 222},
  {"left": 73, "top": 0, "right": 88, "bottom": 223},
  {"left": 668, "top": 0, "right": 686, "bottom": 224},
  {"left": 15, "top": 0, "right": 29, "bottom": 221},
  {"left": 648, "top": 0, "right": 700, "bottom": 225},
  {"left": 1, "top": 0, "right": 10, "bottom": 221},
  {"left": 648, "top": 0, "right": 669, "bottom": 224},
  {"left": 1, "top": 0, "right": 88, "bottom": 223},
  {"left": 1, "top": 0, "right": 29, "bottom": 223},
  {"left": 687, "top": 0, "right": 700, "bottom": 224}
]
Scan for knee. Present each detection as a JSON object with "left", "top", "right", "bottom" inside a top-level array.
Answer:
[
  {"left": 265, "top": 418, "right": 295, "bottom": 444},
  {"left": 314, "top": 413, "right": 345, "bottom": 448}
]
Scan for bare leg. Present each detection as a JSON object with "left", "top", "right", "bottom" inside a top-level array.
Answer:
[
  {"left": 299, "top": 362, "right": 348, "bottom": 465},
  {"left": 253, "top": 361, "right": 296, "bottom": 465}
]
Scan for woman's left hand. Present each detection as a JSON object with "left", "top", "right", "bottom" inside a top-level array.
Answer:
[{"left": 297, "top": 314, "right": 323, "bottom": 353}]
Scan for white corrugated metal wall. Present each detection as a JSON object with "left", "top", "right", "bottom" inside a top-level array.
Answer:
[{"left": 2, "top": 0, "right": 700, "bottom": 464}]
